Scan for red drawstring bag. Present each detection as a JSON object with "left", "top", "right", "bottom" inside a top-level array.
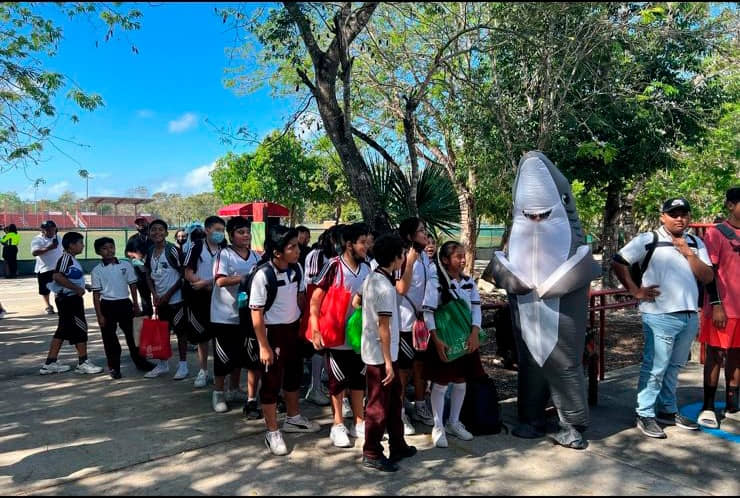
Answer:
[
  {"left": 318, "top": 263, "right": 351, "bottom": 348},
  {"left": 138, "top": 312, "right": 172, "bottom": 360}
]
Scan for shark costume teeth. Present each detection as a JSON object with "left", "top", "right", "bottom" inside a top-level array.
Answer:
[{"left": 484, "top": 150, "right": 600, "bottom": 448}]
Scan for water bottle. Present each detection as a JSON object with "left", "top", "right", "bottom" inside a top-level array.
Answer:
[{"left": 237, "top": 291, "right": 248, "bottom": 309}]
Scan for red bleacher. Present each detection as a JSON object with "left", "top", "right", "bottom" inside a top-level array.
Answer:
[{"left": 1, "top": 212, "right": 148, "bottom": 229}]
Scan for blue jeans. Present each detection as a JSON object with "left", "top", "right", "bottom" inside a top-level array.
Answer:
[{"left": 636, "top": 312, "right": 698, "bottom": 418}]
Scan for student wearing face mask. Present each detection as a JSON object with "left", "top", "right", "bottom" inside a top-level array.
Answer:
[
  {"left": 184, "top": 216, "right": 228, "bottom": 389},
  {"left": 127, "top": 218, "right": 154, "bottom": 317}
]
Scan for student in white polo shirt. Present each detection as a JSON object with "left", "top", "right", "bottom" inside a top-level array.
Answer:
[
  {"left": 250, "top": 225, "right": 320, "bottom": 456},
  {"left": 613, "top": 197, "right": 714, "bottom": 439},
  {"left": 91, "top": 237, "right": 156, "bottom": 378},
  {"left": 31, "top": 220, "right": 63, "bottom": 314},
  {"left": 210, "top": 216, "right": 260, "bottom": 413}
]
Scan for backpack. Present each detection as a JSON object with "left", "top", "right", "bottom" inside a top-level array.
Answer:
[
  {"left": 629, "top": 231, "right": 699, "bottom": 287},
  {"left": 146, "top": 242, "right": 181, "bottom": 272},
  {"left": 459, "top": 375, "right": 506, "bottom": 435},
  {"left": 238, "top": 260, "right": 303, "bottom": 362}
]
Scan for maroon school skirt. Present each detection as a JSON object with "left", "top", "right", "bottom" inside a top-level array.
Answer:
[{"left": 423, "top": 346, "right": 486, "bottom": 384}]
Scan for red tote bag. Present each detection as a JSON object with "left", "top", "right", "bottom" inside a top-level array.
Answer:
[
  {"left": 138, "top": 313, "right": 172, "bottom": 361},
  {"left": 318, "top": 265, "right": 351, "bottom": 348}
]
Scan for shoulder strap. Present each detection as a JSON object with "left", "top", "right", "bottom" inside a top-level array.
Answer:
[
  {"left": 640, "top": 231, "right": 659, "bottom": 275},
  {"left": 261, "top": 263, "right": 279, "bottom": 312},
  {"left": 716, "top": 223, "right": 737, "bottom": 241}
]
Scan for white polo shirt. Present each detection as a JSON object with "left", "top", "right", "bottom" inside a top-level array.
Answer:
[
  {"left": 618, "top": 226, "right": 712, "bottom": 314},
  {"left": 249, "top": 262, "right": 306, "bottom": 325},
  {"left": 91, "top": 259, "right": 138, "bottom": 301},
  {"left": 53, "top": 252, "right": 85, "bottom": 296},
  {"left": 184, "top": 240, "right": 221, "bottom": 282},
  {"left": 31, "top": 234, "right": 63, "bottom": 273},
  {"left": 424, "top": 274, "right": 483, "bottom": 330},
  {"left": 360, "top": 268, "right": 400, "bottom": 365},
  {"left": 395, "top": 252, "right": 438, "bottom": 331},
  {"left": 145, "top": 244, "right": 183, "bottom": 305},
  {"left": 210, "top": 246, "right": 260, "bottom": 325}
]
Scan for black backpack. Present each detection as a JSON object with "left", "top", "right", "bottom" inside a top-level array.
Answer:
[
  {"left": 238, "top": 261, "right": 303, "bottom": 362},
  {"left": 629, "top": 231, "right": 699, "bottom": 287},
  {"left": 459, "top": 375, "right": 506, "bottom": 435}
]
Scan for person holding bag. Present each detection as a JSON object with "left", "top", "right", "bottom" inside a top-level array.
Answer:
[
  {"left": 423, "top": 241, "right": 487, "bottom": 448},
  {"left": 310, "top": 223, "right": 370, "bottom": 448}
]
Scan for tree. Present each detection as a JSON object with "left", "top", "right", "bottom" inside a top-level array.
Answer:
[
  {"left": 211, "top": 131, "right": 323, "bottom": 226},
  {"left": 0, "top": 3, "right": 142, "bottom": 172}
]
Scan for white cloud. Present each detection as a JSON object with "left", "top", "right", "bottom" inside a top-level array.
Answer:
[
  {"left": 168, "top": 112, "right": 198, "bottom": 133},
  {"left": 152, "top": 162, "right": 216, "bottom": 195},
  {"left": 47, "top": 181, "right": 71, "bottom": 196},
  {"left": 137, "top": 109, "right": 155, "bottom": 118}
]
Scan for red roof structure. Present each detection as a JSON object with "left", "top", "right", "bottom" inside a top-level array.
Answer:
[{"left": 218, "top": 202, "right": 290, "bottom": 219}]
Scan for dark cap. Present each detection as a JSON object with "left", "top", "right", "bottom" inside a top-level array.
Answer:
[
  {"left": 661, "top": 197, "right": 691, "bottom": 213},
  {"left": 40, "top": 220, "right": 57, "bottom": 228},
  {"left": 726, "top": 187, "right": 740, "bottom": 204},
  {"left": 134, "top": 217, "right": 148, "bottom": 225}
]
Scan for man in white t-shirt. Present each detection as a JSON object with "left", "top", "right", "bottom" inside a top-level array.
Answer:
[
  {"left": 613, "top": 198, "right": 714, "bottom": 439},
  {"left": 31, "top": 220, "right": 63, "bottom": 314}
]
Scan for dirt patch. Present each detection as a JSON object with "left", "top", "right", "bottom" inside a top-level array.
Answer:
[{"left": 478, "top": 296, "right": 644, "bottom": 401}]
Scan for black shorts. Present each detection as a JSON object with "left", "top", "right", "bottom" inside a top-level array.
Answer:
[
  {"left": 398, "top": 331, "right": 417, "bottom": 370},
  {"left": 156, "top": 302, "right": 187, "bottom": 336},
  {"left": 213, "top": 323, "right": 246, "bottom": 377},
  {"left": 37, "top": 271, "right": 54, "bottom": 296},
  {"left": 326, "top": 349, "right": 366, "bottom": 395},
  {"left": 53, "top": 295, "right": 88, "bottom": 345},
  {"left": 185, "top": 289, "right": 214, "bottom": 344}
]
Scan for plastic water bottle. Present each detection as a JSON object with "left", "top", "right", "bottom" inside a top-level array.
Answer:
[{"left": 237, "top": 291, "right": 248, "bottom": 309}]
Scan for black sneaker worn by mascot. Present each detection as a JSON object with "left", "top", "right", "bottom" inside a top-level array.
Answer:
[{"left": 484, "top": 151, "right": 601, "bottom": 450}]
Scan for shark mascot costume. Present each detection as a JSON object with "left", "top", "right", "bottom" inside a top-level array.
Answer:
[{"left": 484, "top": 151, "right": 600, "bottom": 449}]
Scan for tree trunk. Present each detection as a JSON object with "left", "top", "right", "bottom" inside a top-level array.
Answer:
[
  {"left": 289, "top": 204, "right": 296, "bottom": 228},
  {"left": 600, "top": 180, "right": 622, "bottom": 288},
  {"left": 621, "top": 178, "right": 645, "bottom": 242},
  {"left": 459, "top": 188, "right": 478, "bottom": 276},
  {"left": 403, "top": 104, "right": 420, "bottom": 216},
  {"left": 334, "top": 203, "right": 342, "bottom": 223}
]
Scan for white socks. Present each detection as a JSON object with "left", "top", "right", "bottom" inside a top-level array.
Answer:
[
  {"left": 311, "top": 354, "right": 323, "bottom": 392},
  {"left": 449, "top": 382, "right": 466, "bottom": 425},
  {"left": 431, "top": 383, "right": 447, "bottom": 429}
]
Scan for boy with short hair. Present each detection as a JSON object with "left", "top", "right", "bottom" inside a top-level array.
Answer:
[
  {"left": 31, "top": 220, "right": 63, "bottom": 314},
  {"left": 91, "top": 237, "right": 156, "bottom": 379},
  {"left": 40, "top": 232, "right": 103, "bottom": 376},
  {"left": 144, "top": 219, "right": 188, "bottom": 379},
  {"left": 355, "top": 233, "right": 416, "bottom": 472}
]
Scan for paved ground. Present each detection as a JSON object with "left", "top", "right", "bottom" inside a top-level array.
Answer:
[{"left": 0, "top": 276, "right": 737, "bottom": 496}]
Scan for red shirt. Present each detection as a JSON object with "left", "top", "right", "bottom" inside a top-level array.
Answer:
[{"left": 704, "top": 222, "right": 740, "bottom": 318}]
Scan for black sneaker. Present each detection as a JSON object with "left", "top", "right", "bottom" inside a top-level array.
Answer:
[
  {"left": 656, "top": 412, "right": 699, "bottom": 431},
  {"left": 109, "top": 369, "right": 122, "bottom": 380},
  {"left": 389, "top": 445, "right": 417, "bottom": 462},
  {"left": 636, "top": 416, "right": 667, "bottom": 439},
  {"left": 362, "top": 455, "right": 399, "bottom": 473},
  {"left": 243, "top": 400, "right": 263, "bottom": 420}
]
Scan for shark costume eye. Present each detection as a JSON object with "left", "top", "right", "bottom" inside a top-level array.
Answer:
[{"left": 561, "top": 193, "right": 570, "bottom": 205}]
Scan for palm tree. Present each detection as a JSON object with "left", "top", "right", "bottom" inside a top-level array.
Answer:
[
  {"left": 32, "top": 178, "right": 46, "bottom": 216},
  {"left": 78, "top": 169, "right": 93, "bottom": 211}
]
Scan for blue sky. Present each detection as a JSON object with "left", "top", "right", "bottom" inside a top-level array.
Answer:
[{"left": 6, "top": 2, "right": 296, "bottom": 201}]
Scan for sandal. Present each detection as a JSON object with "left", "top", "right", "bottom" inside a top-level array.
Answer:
[{"left": 697, "top": 409, "right": 719, "bottom": 429}]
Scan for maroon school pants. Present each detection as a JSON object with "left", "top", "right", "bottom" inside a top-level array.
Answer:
[{"left": 363, "top": 361, "right": 408, "bottom": 460}]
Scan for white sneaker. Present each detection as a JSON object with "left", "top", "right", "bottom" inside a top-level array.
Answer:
[
  {"left": 225, "top": 389, "right": 248, "bottom": 404},
  {"left": 697, "top": 409, "right": 719, "bottom": 429},
  {"left": 349, "top": 420, "right": 365, "bottom": 439},
  {"left": 193, "top": 369, "right": 207, "bottom": 388},
  {"left": 173, "top": 363, "right": 189, "bottom": 380},
  {"left": 724, "top": 410, "right": 740, "bottom": 422},
  {"left": 342, "top": 397, "right": 353, "bottom": 418},
  {"left": 212, "top": 391, "right": 229, "bottom": 413},
  {"left": 432, "top": 426, "right": 448, "bottom": 448},
  {"left": 282, "top": 414, "right": 321, "bottom": 433},
  {"left": 265, "top": 430, "right": 288, "bottom": 456},
  {"left": 446, "top": 420, "right": 474, "bottom": 441},
  {"left": 40, "top": 362, "right": 71, "bottom": 375},
  {"left": 76, "top": 360, "right": 103, "bottom": 375},
  {"left": 402, "top": 410, "right": 416, "bottom": 436},
  {"left": 144, "top": 361, "right": 169, "bottom": 378},
  {"left": 413, "top": 401, "right": 435, "bottom": 426},
  {"left": 305, "top": 386, "right": 331, "bottom": 406},
  {"left": 330, "top": 424, "right": 352, "bottom": 448}
]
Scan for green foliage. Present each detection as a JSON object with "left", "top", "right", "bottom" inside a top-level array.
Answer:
[
  {"left": 368, "top": 156, "right": 460, "bottom": 237},
  {"left": 0, "top": 2, "right": 142, "bottom": 172}
]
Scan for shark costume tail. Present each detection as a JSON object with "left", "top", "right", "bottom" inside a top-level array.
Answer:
[{"left": 488, "top": 151, "right": 601, "bottom": 449}]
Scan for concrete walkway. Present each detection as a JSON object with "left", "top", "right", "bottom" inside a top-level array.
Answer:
[{"left": 0, "top": 277, "right": 737, "bottom": 496}]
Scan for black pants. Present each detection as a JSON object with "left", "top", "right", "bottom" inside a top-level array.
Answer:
[
  {"left": 2, "top": 245, "right": 17, "bottom": 277},
  {"left": 100, "top": 299, "right": 153, "bottom": 371},
  {"left": 134, "top": 269, "right": 153, "bottom": 317}
]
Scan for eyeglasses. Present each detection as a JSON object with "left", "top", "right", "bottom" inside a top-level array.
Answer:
[{"left": 664, "top": 211, "right": 690, "bottom": 219}]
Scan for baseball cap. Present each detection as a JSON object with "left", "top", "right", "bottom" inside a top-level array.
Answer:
[
  {"left": 134, "top": 217, "right": 148, "bottom": 224},
  {"left": 40, "top": 220, "right": 57, "bottom": 228},
  {"left": 726, "top": 186, "right": 740, "bottom": 203},
  {"left": 661, "top": 198, "right": 691, "bottom": 213}
]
